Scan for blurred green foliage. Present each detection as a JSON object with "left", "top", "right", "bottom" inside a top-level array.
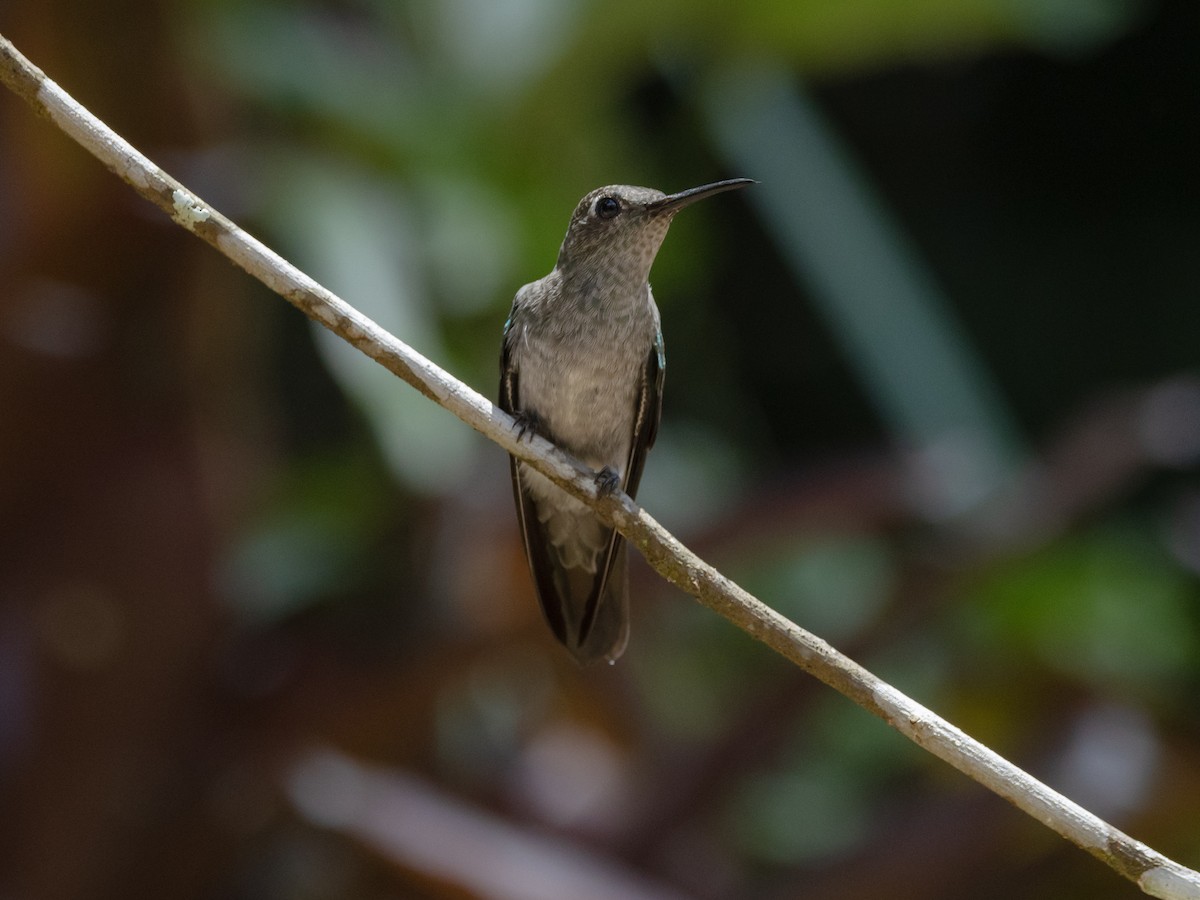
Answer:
[{"left": 966, "top": 523, "right": 1199, "bottom": 695}]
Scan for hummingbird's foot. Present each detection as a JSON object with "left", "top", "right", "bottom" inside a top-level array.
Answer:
[
  {"left": 594, "top": 466, "right": 620, "bottom": 497},
  {"left": 511, "top": 409, "right": 545, "bottom": 442}
]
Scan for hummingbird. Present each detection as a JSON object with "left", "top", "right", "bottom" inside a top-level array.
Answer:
[{"left": 499, "top": 178, "right": 754, "bottom": 664}]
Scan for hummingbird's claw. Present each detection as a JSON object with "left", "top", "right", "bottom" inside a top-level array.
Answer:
[
  {"left": 594, "top": 466, "right": 620, "bottom": 497},
  {"left": 512, "top": 410, "right": 544, "bottom": 442}
]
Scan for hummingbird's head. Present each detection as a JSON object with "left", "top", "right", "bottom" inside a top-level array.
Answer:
[{"left": 555, "top": 179, "right": 754, "bottom": 285}]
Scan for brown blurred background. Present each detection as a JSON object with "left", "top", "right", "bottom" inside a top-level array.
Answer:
[{"left": 1, "top": 1, "right": 1199, "bottom": 898}]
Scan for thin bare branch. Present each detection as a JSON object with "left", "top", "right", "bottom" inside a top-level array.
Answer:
[{"left": 1, "top": 32, "right": 1196, "bottom": 900}]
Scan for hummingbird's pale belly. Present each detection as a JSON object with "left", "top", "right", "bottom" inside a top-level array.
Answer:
[
  {"left": 518, "top": 332, "right": 647, "bottom": 471},
  {"left": 514, "top": 325, "right": 651, "bottom": 572}
]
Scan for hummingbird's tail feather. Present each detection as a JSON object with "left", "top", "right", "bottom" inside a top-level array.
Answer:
[
  {"left": 510, "top": 459, "right": 631, "bottom": 664},
  {"left": 511, "top": 464, "right": 569, "bottom": 647},
  {"left": 542, "top": 545, "right": 629, "bottom": 666},
  {"left": 533, "top": 532, "right": 631, "bottom": 665},
  {"left": 573, "top": 544, "right": 630, "bottom": 665},
  {"left": 576, "top": 527, "right": 624, "bottom": 645}
]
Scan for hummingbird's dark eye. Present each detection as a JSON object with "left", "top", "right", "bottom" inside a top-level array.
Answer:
[{"left": 595, "top": 196, "right": 621, "bottom": 219}]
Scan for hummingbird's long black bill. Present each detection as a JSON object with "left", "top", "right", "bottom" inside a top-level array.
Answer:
[{"left": 648, "top": 177, "right": 756, "bottom": 215}]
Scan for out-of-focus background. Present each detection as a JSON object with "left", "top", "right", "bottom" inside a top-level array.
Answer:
[{"left": 2, "top": 1, "right": 1198, "bottom": 898}]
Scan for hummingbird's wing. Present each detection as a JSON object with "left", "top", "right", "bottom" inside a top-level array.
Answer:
[
  {"left": 624, "top": 329, "right": 666, "bottom": 496},
  {"left": 574, "top": 334, "right": 664, "bottom": 651},
  {"left": 500, "top": 329, "right": 572, "bottom": 648}
]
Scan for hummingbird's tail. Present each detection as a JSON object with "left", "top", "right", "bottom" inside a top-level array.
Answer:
[
  {"left": 510, "top": 459, "right": 631, "bottom": 664},
  {"left": 555, "top": 544, "right": 630, "bottom": 665}
]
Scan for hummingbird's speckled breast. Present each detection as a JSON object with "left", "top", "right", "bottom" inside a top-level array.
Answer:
[{"left": 512, "top": 273, "right": 660, "bottom": 472}]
